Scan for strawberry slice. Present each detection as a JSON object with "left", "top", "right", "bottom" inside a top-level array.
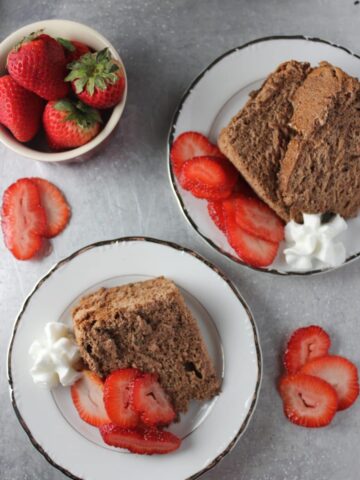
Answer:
[
  {"left": 234, "top": 194, "right": 284, "bottom": 243},
  {"left": 71, "top": 370, "right": 110, "bottom": 427},
  {"left": 223, "top": 195, "right": 279, "bottom": 267},
  {"left": 99, "top": 424, "right": 181, "bottom": 455},
  {"left": 1, "top": 178, "right": 47, "bottom": 260},
  {"left": 170, "top": 131, "right": 223, "bottom": 178},
  {"left": 131, "top": 373, "right": 176, "bottom": 426},
  {"left": 103, "top": 368, "right": 140, "bottom": 428},
  {"left": 179, "top": 156, "right": 238, "bottom": 200},
  {"left": 284, "top": 325, "right": 331, "bottom": 374},
  {"left": 31, "top": 178, "right": 71, "bottom": 238},
  {"left": 300, "top": 355, "right": 359, "bottom": 411},
  {"left": 278, "top": 373, "right": 338, "bottom": 428},
  {"left": 208, "top": 200, "right": 226, "bottom": 232}
]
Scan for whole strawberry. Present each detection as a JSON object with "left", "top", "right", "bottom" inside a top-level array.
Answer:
[
  {"left": 65, "top": 48, "right": 125, "bottom": 109},
  {"left": 7, "top": 31, "right": 69, "bottom": 100},
  {"left": 43, "top": 99, "right": 102, "bottom": 151},
  {"left": 0, "top": 75, "right": 44, "bottom": 142},
  {"left": 57, "top": 37, "right": 91, "bottom": 63}
]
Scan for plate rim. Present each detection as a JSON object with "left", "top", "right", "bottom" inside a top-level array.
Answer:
[
  {"left": 7, "top": 235, "right": 262, "bottom": 480},
  {"left": 167, "top": 34, "right": 360, "bottom": 276}
]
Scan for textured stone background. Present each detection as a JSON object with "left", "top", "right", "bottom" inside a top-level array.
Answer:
[{"left": 1, "top": 1, "right": 360, "bottom": 479}]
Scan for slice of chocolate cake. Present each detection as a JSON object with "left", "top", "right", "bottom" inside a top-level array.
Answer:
[
  {"left": 218, "top": 60, "right": 312, "bottom": 222},
  {"left": 279, "top": 62, "right": 360, "bottom": 220},
  {"left": 72, "top": 277, "right": 220, "bottom": 413}
]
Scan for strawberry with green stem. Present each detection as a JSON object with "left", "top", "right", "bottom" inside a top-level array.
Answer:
[
  {"left": 65, "top": 48, "right": 125, "bottom": 109},
  {"left": 43, "top": 98, "right": 102, "bottom": 151},
  {"left": 7, "top": 31, "right": 69, "bottom": 100}
]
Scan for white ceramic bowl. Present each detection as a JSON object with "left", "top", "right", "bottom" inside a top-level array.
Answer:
[{"left": 0, "top": 19, "right": 127, "bottom": 162}]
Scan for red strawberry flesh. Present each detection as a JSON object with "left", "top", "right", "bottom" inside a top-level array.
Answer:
[
  {"left": 71, "top": 370, "right": 110, "bottom": 427},
  {"left": 278, "top": 373, "right": 338, "bottom": 428},
  {"left": 179, "top": 156, "right": 238, "bottom": 200},
  {"left": 1, "top": 178, "right": 47, "bottom": 260},
  {"left": 104, "top": 368, "right": 140, "bottom": 428},
  {"left": 223, "top": 195, "right": 279, "bottom": 267},
  {"left": 284, "top": 325, "right": 331, "bottom": 374},
  {"left": 131, "top": 373, "right": 176, "bottom": 426},
  {"left": 300, "top": 355, "right": 359, "bottom": 411},
  {"left": 31, "top": 178, "right": 71, "bottom": 238},
  {"left": 234, "top": 194, "right": 284, "bottom": 243},
  {"left": 170, "top": 131, "right": 223, "bottom": 178},
  {"left": 99, "top": 424, "right": 181, "bottom": 455},
  {"left": 207, "top": 200, "right": 226, "bottom": 232}
]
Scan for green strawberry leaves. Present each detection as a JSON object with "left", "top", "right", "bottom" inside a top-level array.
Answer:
[
  {"left": 54, "top": 99, "right": 102, "bottom": 129},
  {"left": 57, "top": 37, "right": 76, "bottom": 52},
  {"left": 65, "top": 47, "right": 120, "bottom": 96}
]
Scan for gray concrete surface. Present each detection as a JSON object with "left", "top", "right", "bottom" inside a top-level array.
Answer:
[{"left": 1, "top": 0, "right": 360, "bottom": 479}]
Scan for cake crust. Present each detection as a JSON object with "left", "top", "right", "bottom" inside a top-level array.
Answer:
[{"left": 72, "top": 277, "right": 220, "bottom": 413}]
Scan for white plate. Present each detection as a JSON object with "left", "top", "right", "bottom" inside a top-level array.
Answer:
[
  {"left": 168, "top": 36, "right": 360, "bottom": 275},
  {"left": 8, "top": 237, "right": 261, "bottom": 480}
]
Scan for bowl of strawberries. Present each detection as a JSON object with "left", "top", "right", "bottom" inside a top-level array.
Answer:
[{"left": 0, "top": 19, "right": 127, "bottom": 162}]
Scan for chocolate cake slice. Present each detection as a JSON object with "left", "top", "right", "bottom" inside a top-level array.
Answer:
[
  {"left": 72, "top": 277, "right": 220, "bottom": 413},
  {"left": 279, "top": 62, "right": 360, "bottom": 220},
  {"left": 218, "top": 60, "right": 311, "bottom": 222}
]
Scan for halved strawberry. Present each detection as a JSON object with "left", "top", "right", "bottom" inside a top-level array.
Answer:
[
  {"left": 284, "top": 325, "right": 331, "bottom": 374},
  {"left": 99, "top": 424, "right": 181, "bottom": 455},
  {"left": 208, "top": 200, "right": 226, "bottom": 232},
  {"left": 103, "top": 368, "right": 140, "bottom": 428},
  {"left": 223, "top": 195, "right": 279, "bottom": 267},
  {"left": 300, "top": 355, "right": 359, "bottom": 411},
  {"left": 179, "top": 156, "right": 238, "bottom": 200},
  {"left": 234, "top": 194, "right": 284, "bottom": 243},
  {"left": 278, "top": 373, "right": 338, "bottom": 428},
  {"left": 71, "top": 370, "right": 110, "bottom": 427},
  {"left": 131, "top": 373, "right": 176, "bottom": 426},
  {"left": 1, "top": 178, "right": 47, "bottom": 260},
  {"left": 170, "top": 131, "right": 223, "bottom": 178},
  {"left": 31, "top": 178, "right": 71, "bottom": 238}
]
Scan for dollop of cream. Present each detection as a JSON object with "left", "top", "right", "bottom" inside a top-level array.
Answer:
[
  {"left": 29, "top": 322, "right": 82, "bottom": 388},
  {"left": 284, "top": 213, "right": 347, "bottom": 271}
]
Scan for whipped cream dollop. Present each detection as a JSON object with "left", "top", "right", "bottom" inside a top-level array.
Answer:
[
  {"left": 284, "top": 213, "right": 347, "bottom": 271},
  {"left": 29, "top": 322, "right": 82, "bottom": 388}
]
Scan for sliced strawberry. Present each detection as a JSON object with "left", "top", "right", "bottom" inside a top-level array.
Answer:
[
  {"left": 234, "top": 194, "right": 284, "bottom": 242},
  {"left": 170, "top": 131, "right": 223, "bottom": 178},
  {"left": 99, "top": 424, "right": 181, "bottom": 455},
  {"left": 1, "top": 178, "right": 47, "bottom": 260},
  {"left": 179, "top": 156, "right": 238, "bottom": 200},
  {"left": 103, "top": 368, "right": 140, "bottom": 428},
  {"left": 208, "top": 200, "right": 226, "bottom": 232},
  {"left": 31, "top": 178, "right": 71, "bottom": 238},
  {"left": 71, "top": 370, "right": 110, "bottom": 427},
  {"left": 131, "top": 373, "right": 176, "bottom": 426},
  {"left": 284, "top": 325, "right": 331, "bottom": 374},
  {"left": 300, "top": 355, "right": 359, "bottom": 411},
  {"left": 184, "top": 181, "right": 233, "bottom": 201},
  {"left": 223, "top": 195, "right": 279, "bottom": 267},
  {"left": 278, "top": 373, "right": 338, "bottom": 428}
]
